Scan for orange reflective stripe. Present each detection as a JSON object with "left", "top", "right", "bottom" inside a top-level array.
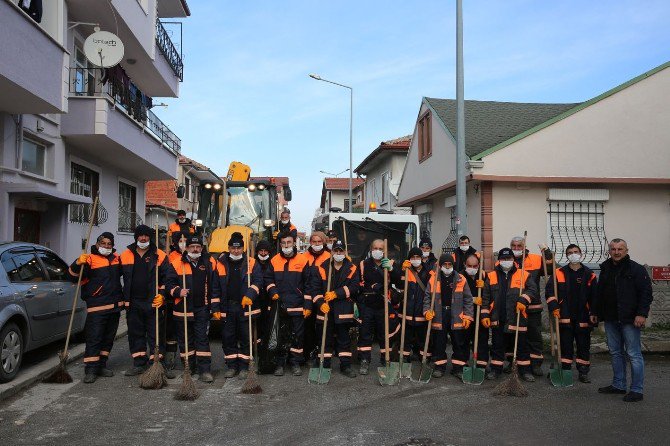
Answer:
[
  {"left": 87, "top": 304, "right": 115, "bottom": 313},
  {"left": 196, "top": 351, "right": 212, "bottom": 357},
  {"left": 560, "top": 318, "right": 571, "bottom": 324},
  {"left": 131, "top": 352, "right": 146, "bottom": 358},
  {"left": 338, "top": 313, "right": 354, "bottom": 319},
  {"left": 434, "top": 359, "right": 448, "bottom": 365},
  {"left": 100, "top": 350, "right": 109, "bottom": 356},
  {"left": 576, "top": 358, "right": 590, "bottom": 365},
  {"left": 517, "top": 360, "right": 531, "bottom": 366},
  {"left": 84, "top": 356, "right": 100, "bottom": 363},
  {"left": 452, "top": 359, "right": 467, "bottom": 366},
  {"left": 357, "top": 346, "right": 372, "bottom": 351},
  {"left": 490, "top": 360, "right": 504, "bottom": 366},
  {"left": 556, "top": 268, "right": 566, "bottom": 283},
  {"left": 338, "top": 352, "right": 352, "bottom": 357}
]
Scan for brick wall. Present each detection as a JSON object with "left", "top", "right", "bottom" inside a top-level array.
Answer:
[{"left": 146, "top": 180, "right": 178, "bottom": 208}]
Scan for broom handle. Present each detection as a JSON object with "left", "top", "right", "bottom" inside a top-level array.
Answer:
[
  {"left": 421, "top": 263, "right": 440, "bottom": 366},
  {"left": 552, "top": 258, "right": 564, "bottom": 367},
  {"left": 541, "top": 248, "right": 556, "bottom": 357},
  {"left": 342, "top": 219, "right": 348, "bottom": 257},
  {"left": 399, "top": 270, "right": 409, "bottom": 363},
  {"left": 182, "top": 269, "right": 190, "bottom": 370},
  {"left": 472, "top": 252, "right": 484, "bottom": 360},
  {"left": 512, "top": 231, "right": 527, "bottom": 360},
  {"left": 63, "top": 194, "right": 99, "bottom": 357},
  {"left": 164, "top": 205, "right": 170, "bottom": 248},
  {"left": 383, "top": 240, "right": 390, "bottom": 364},
  {"left": 318, "top": 259, "right": 333, "bottom": 366},
  {"left": 247, "top": 243, "right": 253, "bottom": 361},
  {"left": 155, "top": 225, "right": 160, "bottom": 356}
]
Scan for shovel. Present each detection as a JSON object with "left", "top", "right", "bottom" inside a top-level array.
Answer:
[
  {"left": 308, "top": 259, "right": 333, "bottom": 384},
  {"left": 390, "top": 269, "right": 412, "bottom": 379},
  {"left": 463, "top": 252, "right": 486, "bottom": 385},
  {"left": 411, "top": 263, "right": 440, "bottom": 383},
  {"left": 378, "top": 239, "right": 399, "bottom": 386},
  {"left": 541, "top": 248, "right": 557, "bottom": 375},
  {"left": 549, "top": 260, "right": 573, "bottom": 387}
]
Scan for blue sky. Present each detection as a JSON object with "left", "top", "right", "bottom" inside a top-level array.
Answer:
[{"left": 157, "top": 0, "right": 670, "bottom": 232}]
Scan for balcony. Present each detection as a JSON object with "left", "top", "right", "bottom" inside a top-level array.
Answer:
[
  {"left": 61, "top": 67, "right": 180, "bottom": 180},
  {"left": 0, "top": 0, "right": 66, "bottom": 113},
  {"left": 156, "top": 20, "right": 184, "bottom": 81}
]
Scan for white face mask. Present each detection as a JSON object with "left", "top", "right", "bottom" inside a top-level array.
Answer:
[
  {"left": 326, "top": 243, "right": 334, "bottom": 250},
  {"left": 187, "top": 251, "right": 201, "bottom": 260},
  {"left": 421, "top": 251, "right": 430, "bottom": 258},
  {"left": 258, "top": 254, "right": 269, "bottom": 261},
  {"left": 229, "top": 253, "right": 243, "bottom": 261},
  {"left": 371, "top": 249, "right": 384, "bottom": 260},
  {"left": 465, "top": 267, "right": 478, "bottom": 276},
  {"left": 98, "top": 247, "right": 112, "bottom": 256},
  {"left": 178, "top": 218, "right": 186, "bottom": 223},
  {"left": 282, "top": 247, "right": 294, "bottom": 257},
  {"left": 178, "top": 241, "right": 186, "bottom": 251},
  {"left": 311, "top": 244, "right": 323, "bottom": 252},
  {"left": 333, "top": 254, "right": 345, "bottom": 262},
  {"left": 500, "top": 260, "right": 514, "bottom": 271},
  {"left": 441, "top": 266, "right": 454, "bottom": 276},
  {"left": 512, "top": 249, "right": 524, "bottom": 258},
  {"left": 459, "top": 244, "right": 470, "bottom": 252},
  {"left": 410, "top": 259, "right": 422, "bottom": 268},
  {"left": 281, "top": 219, "right": 290, "bottom": 225},
  {"left": 567, "top": 253, "right": 582, "bottom": 264},
  {"left": 137, "top": 241, "right": 150, "bottom": 249}
]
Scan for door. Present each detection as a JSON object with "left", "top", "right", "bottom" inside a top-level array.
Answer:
[
  {"left": 35, "top": 250, "right": 83, "bottom": 335},
  {"left": 14, "top": 209, "right": 40, "bottom": 244},
  {"left": 1, "top": 250, "right": 57, "bottom": 342}
]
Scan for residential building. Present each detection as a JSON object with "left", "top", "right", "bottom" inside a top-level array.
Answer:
[
  {"left": 319, "top": 177, "right": 365, "bottom": 213},
  {"left": 397, "top": 62, "right": 670, "bottom": 269},
  {"left": 0, "top": 0, "right": 189, "bottom": 263},
  {"left": 250, "top": 176, "right": 291, "bottom": 210},
  {"left": 354, "top": 135, "right": 411, "bottom": 211}
]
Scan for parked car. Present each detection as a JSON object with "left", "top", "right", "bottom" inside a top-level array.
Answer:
[{"left": 0, "top": 242, "right": 86, "bottom": 382}]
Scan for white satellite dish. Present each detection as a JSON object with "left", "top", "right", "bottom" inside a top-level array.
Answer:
[{"left": 83, "top": 28, "right": 125, "bottom": 68}]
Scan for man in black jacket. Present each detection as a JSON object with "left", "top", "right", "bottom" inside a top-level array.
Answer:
[{"left": 596, "top": 238, "right": 653, "bottom": 402}]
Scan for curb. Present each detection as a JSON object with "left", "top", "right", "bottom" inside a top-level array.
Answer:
[{"left": 0, "top": 319, "right": 128, "bottom": 403}]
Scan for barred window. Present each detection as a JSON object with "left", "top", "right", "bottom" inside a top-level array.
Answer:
[
  {"left": 419, "top": 212, "right": 432, "bottom": 240},
  {"left": 441, "top": 207, "right": 458, "bottom": 254},
  {"left": 548, "top": 201, "right": 608, "bottom": 264}
]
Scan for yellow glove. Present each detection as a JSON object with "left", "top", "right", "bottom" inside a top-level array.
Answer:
[
  {"left": 273, "top": 230, "right": 279, "bottom": 239},
  {"left": 76, "top": 253, "right": 90, "bottom": 265},
  {"left": 552, "top": 309, "right": 560, "bottom": 319},
  {"left": 402, "top": 260, "right": 411, "bottom": 271},
  {"left": 462, "top": 318, "right": 471, "bottom": 330},
  {"left": 212, "top": 312, "right": 222, "bottom": 320},
  {"left": 152, "top": 294, "right": 164, "bottom": 308},
  {"left": 473, "top": 296, "right": 482, "bottom": 306},
  {"left": 320, "top": 303, "right": 330, "bottom": 314},
  {"left": 303, "top": 309, "right": 312, "bottom": 318},
  {"left": 241, "top": 296, "right": 253, "bottom": 308},
  {"left": 424, "top": 310, "right": 435, "bottom": 321},
  {"left": 324, "top": 291, "right": 336, "bottom": 302},
  {"left": 516, "top": 302, "right": 528, "bottom": 319},
  {"left": 475, "top": 279, "right": 484, "bottom": 288},
  {"left": 481, "top": 318, "right": 491, "bottom": 328},
  {"left": 271, "top": 293, "right": 280, "bottom": 301}
]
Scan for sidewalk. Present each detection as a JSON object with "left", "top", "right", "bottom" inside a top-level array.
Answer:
[
  {"left": 0, "top": 318, "right": 128, "bottom": 402},
  {"left": 543, "top": 327, "right": 670, "bottom": 354}
]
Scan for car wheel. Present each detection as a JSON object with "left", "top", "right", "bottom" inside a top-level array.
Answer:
[{"left": 0, "top": 323, "right": 23, "bottom": 383}]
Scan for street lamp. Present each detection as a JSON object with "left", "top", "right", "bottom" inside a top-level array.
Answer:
[
  {"left": 309, "top": 73, "right": 353, "bottom": 211},
  {"left": 319, "top": 168, "right": 350, "bottom": 177}
]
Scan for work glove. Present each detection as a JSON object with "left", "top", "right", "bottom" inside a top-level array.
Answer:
[
  {"left": 424, "top": 309, "right": 435, "bottom": 321},
  {"left": 320, "top": 303, "right": 330, "bottom": 314},
  {"left": 473, "top": 296, "right": 482, "bottom": 306},
  {"left": 324, "top": 291, "right": 336, "bottom": 302},
  {"left": 241, "top": 296, "right": 253, "bottom": 308},
  {"left": 402, "top": 260, "right": 411, "bottom": 271},
  {"left": 273, "top": 230, "right": 279, "bottom": 239},
  {"left": 212, "top": 312, "right": 222, "bottom": 321},
  {"left": 271, "top": 293, "right": 280, "bottom": 301},
  {"left": 303, "top": 309, "right": 312, "bottom": 318},
  {"left": 552, "top": 309, "right": 560, "bottom": 319},
  {"left": 481, "top": 317, "right": 491, "bottom": 328},
  {"left": 152, "top": 294, "right": 164, "bottom": 308},
  {"left": 462, "top": 318, "right": 471, "bottom": 330},
  {"left": 516, "top": 302, "right": 528, "bottom": 319},
  {"left": 475, "top": 279, "right": 484, "bottom": 288},
  {"left": 76, "top": 253, "right": 90, "bottom": 265},
  {"left": 381, "top": 258, "right": 393, "bottom": 271}
]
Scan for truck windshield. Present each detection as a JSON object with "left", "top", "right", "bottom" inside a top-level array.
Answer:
[
  {"left": 224, "top": 186, "right": 272, "bottom": 229},
  {"left": 331, "top": 218, "right": 417, "bottom": 264}
]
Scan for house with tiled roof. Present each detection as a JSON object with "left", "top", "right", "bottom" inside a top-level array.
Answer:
[
  {"left": 397, "top": 62, "right": 670, "bottom": 268},
  {"left": 319, "top": 177, "right": 365, "bottom": 212}
]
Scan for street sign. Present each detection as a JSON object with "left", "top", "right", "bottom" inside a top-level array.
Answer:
[{"left": 651, "top": 266, "right": 670, "bottom": 281}]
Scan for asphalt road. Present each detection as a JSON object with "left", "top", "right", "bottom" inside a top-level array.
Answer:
[{"left": 1, "top": 333, "right": 669, "bottom": 446}]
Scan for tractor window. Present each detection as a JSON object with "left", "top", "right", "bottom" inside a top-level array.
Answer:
[
  {"left": 226, "top": 187, "right": 271, "bottom": 230},
  {"left": 331, "top": 219, "right": 417, "bottom": 265}
]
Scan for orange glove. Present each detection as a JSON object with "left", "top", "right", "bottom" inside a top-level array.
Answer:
[
  {"left": 212, "top": 312, "right": 222, "bottom": 320},
  {"left": 320, "top": 303, "right": 330, "bottom": 314},
  {"left": 462, "top": 318, "right": 471, "bottom": 330},
  {"left": 303, "top": 309, "right": 312, "bottom": 318},
  {"left": 424, "top": 309, "right": 435, "bottom": 321},
  {"left": 481, "top": 318, "right": 491, "bottom": 328},
  {"left": 76, "top": 253, "right": 90, "bottom": 265},
  {"left": 552, "top": 309, "right": 560, "bottom": 319},
  {"left": 241, "top": 296, "right": 253, "bottom": 307},
  {"left": 475, "top": 279, "right": 484, "bottom": 288},
  {"left": 402, "top": 260, "right": 411, "bottom": 271},
  {"left": 271, "top": 293, "right": 280, "bottom": 301},
  {"left": 152, "top": 294, "right": 164, "bottom": 308},
  {"left": 473, "top": 296, "right": 482, "bottom": 306},
  {"left": 516, "top": 302, "right": 528, "bottom": 318},
  {"left": 324, "top": 291, "right": 336, "bottom": 302}
]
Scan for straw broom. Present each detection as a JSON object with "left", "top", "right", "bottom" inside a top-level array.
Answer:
[
  {"left": 174, "top": 267, "right": 199, "bottom": 400},
  {"left": 242, "top": 240, "right": 262, "bottom": 394},
  {"left": 139, "top": 224, "right": 168, "bottom": 389}
]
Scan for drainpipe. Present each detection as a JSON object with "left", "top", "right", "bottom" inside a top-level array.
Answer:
[{"left": 14, "top": 114, "right": 24, "bottom": 169}]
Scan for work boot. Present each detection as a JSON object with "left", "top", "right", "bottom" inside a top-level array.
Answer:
[
  {"left": 340, "top": 367, "right": 357, "bottom": 378},
  {"left": 486, "top": 370, "right": 499, "bottom": 380},
  {"left": 97, "top": 368, "right": 114, "bottom": 378},
  {"left": 531, "top": 364, "right": 544, "bottom": 377},
  {"left": 598, "top": 385, "right": 626, "bottom": 394},
  {"left": 273, "top": 366, "right": 285, "bottom": 376},
  {"left": 200, "top": 372, "right": 214, "bottom": 383},
  {"left": 432, "top": 369, "right": 444, "bottom": 378},
  {"left": 579, "top": 373, "right": 591, "bottom": 384},
  {"left": 124, "top": 365, "right": 147, "bottom": 377},
  {"left": 164, "top": 352, "right": 176, "bottom": 370},
  {"left": 503, "top": 362, "right": 512, "bottom": 374},
  {"left": 359, "top": 360, "right": 369, "bottom": 375},
  {"left": 292, "top": 364, "right": 303, "bottom": 376},
  {"left": 451, "top": 368, "right": 463, "bottom": 380},
  {"left": 623, "top": 391, "right": 643, "bottom": 402},
  {"left": 238, "top": 369, "right": 249, "bottom": 380},
  {"left": 165, "top": 369, "right": 177, "bottom": 379},
  {"left": 224, "top": 368, "right": 238, "bottom": 379},
  {"left": 83, "top": 373, "right": 97, "bottom": 384},
  {"left": 521, "top": 373, "right": 536, "bottom": 382}
]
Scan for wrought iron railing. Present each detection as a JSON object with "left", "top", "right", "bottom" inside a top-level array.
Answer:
[
  {"left": 155, "top": 20, "right": 183, "bottom": 81},
  {"left": 548, "top": 201, "right": 609, "bottom": 264},
  {"left": 69, "top": 201, "right": 109, "bottom": 226},
  {"left": 118, "top": 208, "right": 143, "bottom": 233},
  {"left": 68, "top": 67, "right": 181, "bottom": 154}
]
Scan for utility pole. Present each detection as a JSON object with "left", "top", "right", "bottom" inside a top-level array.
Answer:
[{"left": 455, "top": 0, "right": 467, "bottom": 236}]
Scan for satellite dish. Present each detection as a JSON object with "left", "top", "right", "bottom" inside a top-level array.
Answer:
[{"left": 83, "top": 28, "right": 125, "bottom": 68}]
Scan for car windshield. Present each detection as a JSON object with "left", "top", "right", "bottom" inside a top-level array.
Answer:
[
  {"left": 225, "top": 186, "right": 272, "bottom": 229},
  {"left": 331, "top": 218, "right": 417, "bottom": 264}
]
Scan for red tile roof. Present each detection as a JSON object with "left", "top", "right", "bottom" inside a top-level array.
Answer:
[
  {"left": 323, "top": 177, "right": 365, "bottom": 190},
  {"left": 249, "top": 176, "right": 290, "bottom": 186},
  {"left": 354, "top": 135, "right": 411, "bottom": 173}
]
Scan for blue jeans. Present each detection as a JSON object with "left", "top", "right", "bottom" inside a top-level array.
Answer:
[{"left": 604, "top": 321, "right": 644, "bottom": 393}]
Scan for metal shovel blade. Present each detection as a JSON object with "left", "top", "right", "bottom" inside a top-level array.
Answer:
[
  {"left": 308, "top": 365, "right": 331, "bottom": 385},
  {"left": 377, "top": 363, "right": 400, "bottom": 386},
  {"left": 462, "top": 364, "right": 486, "bottom": 385},
  {"left": 398, "top": 361, "right": 412, "bottom": 379},
  {"left": 410, "top": 362, "right": 433, "bottom": 383},
  {"left": 549, "top": 367, "right": 573, "bottom": 387}
]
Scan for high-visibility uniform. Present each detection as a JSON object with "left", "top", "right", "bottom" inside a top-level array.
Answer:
[
  {"left": 68, "top": 247, "right": 124, "bottom": 374},
  {"left": 513, "top": 252, "right": 546, "bottom": 368},
  {"left": 401, "top": 265, "right": 432, "bottom": 360},
  {"left": 546, "top": 265, "right": 598, "bottom": 374},
  {"left": 164, "top": 250, "right": 183, "bottom": 357},
  {"left": 168, "top": 218, "right": 195, "bottom": 235},
  {"left": 119, "top": 244, "right": 169, "bottom": 367},
  {"left": 464, "top": 271, "right": 490, "bottom": 368},
  {"left": 300, "top": 249, "right": 331, "bottom": 361}
]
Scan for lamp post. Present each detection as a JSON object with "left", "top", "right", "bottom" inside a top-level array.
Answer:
[
  {"left": 309, "top": 74, "right": 353, "bottom": 211},
  {"left": 455, "top": 0, "right": 467, "bottom": 236}
]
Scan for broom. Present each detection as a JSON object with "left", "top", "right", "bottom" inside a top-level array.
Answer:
[
  {"left": 44, "top": 194, "right": 99, "bottom": 383},
  {"left": 493, "top": 231, "right": 529, "bottom": 397},
  {"left": 139, "top": 224, "right": 168, "bottom": 389},
  {"left": 242, "top": 241, "right": 262, "bottom": 394},
  {"left": 174, "top": 267, "right": 200, "bottom": 400}
]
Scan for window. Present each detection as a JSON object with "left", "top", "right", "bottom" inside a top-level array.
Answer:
[
  {"left": 73, "top": 46, "right": 97, "bottom": 96},
  {"left": 22, "top": 139, "right": 46, "bottom": 176},
  {"left": 419, "top": 212, "right": 432, "bottom": 240},
  {"left": 1, "top": 252, "right": 46, "bottom": 283},
  {"left": 36, "top": 251, "right": 69, "bottom": 281},
  {"left": 70, "top": 163, "right": 100, "bottom": 224},
  {"left": 367, "top": 178, "right": 376, "bottom": 206},
  {"left": 184, "top": 176, "right": 191, "bottom": 201},
  {"left": 441, "top": 207, "right": 459, "bottom": 254},
  {"left": 118, "top": 181, "right": 138, "bottom": 232},
  {"left": 548, "top": 201, "right": 608, "bottom": 264},
  {"left": 381, "top": 172, "right": 390, "bottom": 204},
  {"left": 417, "top": 112, "right": 432, "bottom": 162},
  {"left": 343, "top": 199, "right": 357, "bottom": 213}
]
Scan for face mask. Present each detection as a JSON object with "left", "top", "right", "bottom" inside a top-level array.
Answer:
[
  {"left": 326, "top": 243, "right": 334, "bottom": 250},
  {"left": 371, "top": 249, "right": 384, "bottom": 260},
  {"left": 98, "top": 247, "right": 112, "bottom": 256},
  {"left": 187, "top": 251, "right": 201, "bottom": 260},
  {"left": 178, "top": 241, "right": 186, "bottom": 251},
  {"left": 282, "top": 247, "right": 294, "bottom": 257},
  {"left": 512, "top": 250, "right": 523, "bottom": 258},
  {"left": 229, "top": 253, "right": 243, "bottom": 261},
  {"left": 441, "top": 267, "right": 454, "bottom": 276},
  {"left": 137, "top": 241, "right": 150, "bottom": 249},
  {"left": 410, "top": 259, "right": 422, "bottom": 268},
  {"left": 281, "top": 219, "right": 290, "bottom": 225},
  {"left": 500, "top": 260, "right": 514, "bottom": 271},
  {"left": 258, "top": 254, "right": 269, "bottom": 261},
  {"left": 178, "top": 218, "right": 186, "bottom": 223},
  {"left": 333, "top": 254, "right": 345, "bottom": 262},
  {"left": 465, "top": 267, "right": 479, "bottom": 276},
  {"left": 567, "top": 253, "right": 582, "bottom": 264},
  {"left": 421, "top": 251, "right": 430, "bottom": 258},
  {"left": 311, "top": 244, "right": 323, "bottom": 252},
  {"left": 459, "top": 244, "right": 470, "bottom": 252}
]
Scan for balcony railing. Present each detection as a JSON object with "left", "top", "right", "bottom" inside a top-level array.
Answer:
[
  {"left": 156, "top": 20, "right": 183, "bottom": 81},
  {"left": 68, "top": 67, "right": 181, "bottom": 154},
  {"left": 118, "top": 208, "right": 143, "bottom": 233}
]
